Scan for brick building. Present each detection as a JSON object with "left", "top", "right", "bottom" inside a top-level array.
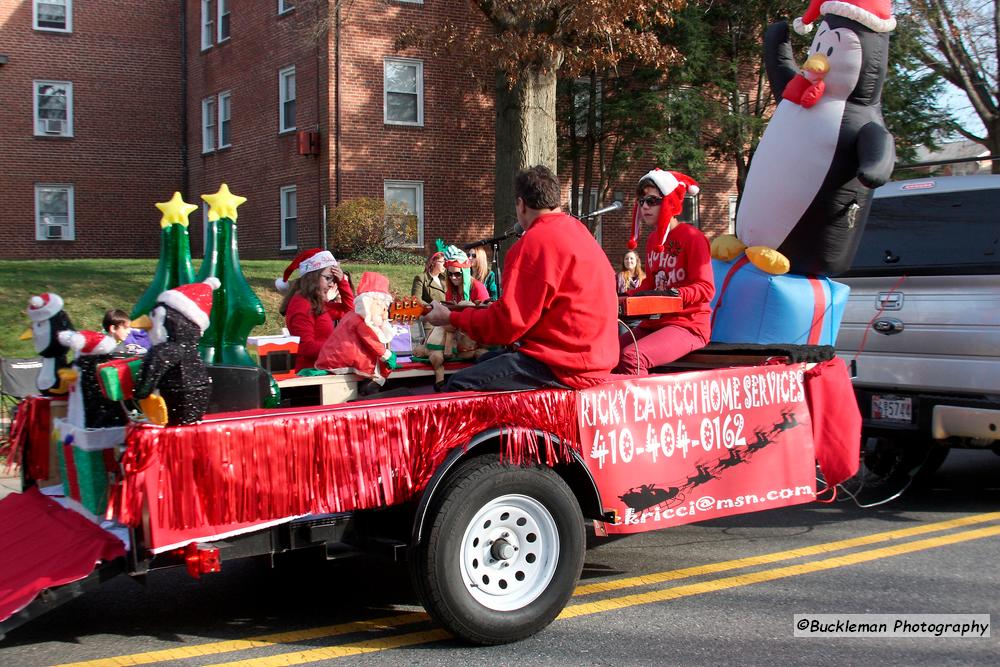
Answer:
[{"left": 1, "top": 0, "right": 737, "bottom": 263}]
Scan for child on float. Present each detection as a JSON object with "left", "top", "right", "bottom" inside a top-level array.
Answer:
[
  {"left": 616, "top": 169, "right": 714, "bottom": 374},
  {"left": 102, "top": 308, "right": 151, "bottom": 355},
  {"left": 277, "top": 248, "right": 355, "bottom": 372}
]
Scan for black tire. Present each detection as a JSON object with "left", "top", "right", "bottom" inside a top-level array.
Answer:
[
  {"left": 847, "top": 436, "right": 949, "bottom": 499},
  {"left": 410, "top": 454, "right": 585, "bottom": 645}
]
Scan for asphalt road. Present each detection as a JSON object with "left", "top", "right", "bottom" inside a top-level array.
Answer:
[{"left": 2, "top": 449, "right": 998, "bottom": 667}]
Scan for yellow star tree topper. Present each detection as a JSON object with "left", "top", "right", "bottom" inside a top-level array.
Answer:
[
  {"left": 201, "top": 183, "right": 247, "bottom": 223},
  {"left": 154, "top": 192, "right": 198, "bottom": 228}
]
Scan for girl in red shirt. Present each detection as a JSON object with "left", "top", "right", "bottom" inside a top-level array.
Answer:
[
  {"left": 617, "top": 169, "right": 715, "bottom": 374},
  {"left": 277, "top": 248, "right": 355, "bottom": 371}
]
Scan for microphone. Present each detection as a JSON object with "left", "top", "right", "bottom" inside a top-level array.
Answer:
[
  {"left": 463, "top": 223, "right": 524, "bottom": 251},
  {"left": 580, "top": 201, "right": 624, "bottom": 218}
]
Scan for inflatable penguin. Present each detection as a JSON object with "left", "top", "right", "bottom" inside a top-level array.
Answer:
[
  {"left": 719, "top": 0, "right": 896, "bottom": 276},
  {"left": 133, "top": 278, "right": 218, "bottom": 425},
  {"left": 22, "top": 293, "right": 75, "bottom": 395},
  {"left": 58, "top": 330, "right": 127, "bottom": 429}
]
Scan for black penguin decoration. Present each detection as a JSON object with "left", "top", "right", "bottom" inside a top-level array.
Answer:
[
  {"left": 25, "top": 293, "right": 75, "bottom": 395},
  {"left": 134, "top": 278, "right": 219, "bottom": 426},
  {"left": 58, "top": 330, "right": 127, "bottom": 429},
  {"left": 723, "top": 0, "right": 896, "bottom": 277}
]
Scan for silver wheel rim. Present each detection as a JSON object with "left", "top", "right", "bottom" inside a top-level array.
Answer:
[{"left": 459, "top": 493, "right": 559, "bottom": 611}]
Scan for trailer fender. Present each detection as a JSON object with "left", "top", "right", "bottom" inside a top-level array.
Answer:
[{"left": 410, "top": 428, "right": 604, "bottom": 547}]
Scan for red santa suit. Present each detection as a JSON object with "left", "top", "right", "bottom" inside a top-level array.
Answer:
[{"left": 314, "top": 273, "right": 396, "bottom": 385}]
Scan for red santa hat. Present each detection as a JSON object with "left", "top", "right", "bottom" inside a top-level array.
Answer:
[
  {"left": 57, "top": 329, "right": 117, "bottom": 356},
  {"left": 275, "top": 248, "right": 339, "bottom": 292},
  {"left": 356, "top": 272, "right": 392, "bottom": 300},
  {"left": 26, "top": 293, "right": 65, "bottom": 322},
  {"left": 793, "top": 0, "right": 896, "bottom": 35},
  {"left": 629, "top": 169, "right": 701, "bottom": 252},
  {"left": 354, "top": 272, "right": 395, "bottom": 345},
  {"left": 157, "top": 277, "right": 220, "bottom": 334}
]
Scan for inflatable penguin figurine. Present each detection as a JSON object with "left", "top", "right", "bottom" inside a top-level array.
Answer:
[
  {"left": 58, "top": 330, "right": 127, "bottom": 429},
  {"left": 22, "top": 293, "right": 75, "bottom": 395},
  {"left": 134, "top": 278, "right": 219, "bottom": 425},
  {"left": 716, "top": 0, "right": 896, "bottom": 276}
]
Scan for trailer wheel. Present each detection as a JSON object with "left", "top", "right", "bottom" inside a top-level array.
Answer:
[{"left": 411, "top": 454, "right": 584, "bottom": 645}]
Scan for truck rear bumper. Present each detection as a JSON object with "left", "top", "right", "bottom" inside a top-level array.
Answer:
[{"left": 932, "top": 405, "right": 1000, "bottom": 441}]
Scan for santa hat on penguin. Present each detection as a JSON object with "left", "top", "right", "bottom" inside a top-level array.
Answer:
[
  {"left": 275, "top": 248, "right": 339, "bottom": 292},
  {"left": 793, "top": 0, "right": 896, "bottom": 35},
  {"left": 629, "top": 169, "right": 700, "bottom": 252},
  {"left": 58, "top": 329, "right": 118, "bottom": 357}
]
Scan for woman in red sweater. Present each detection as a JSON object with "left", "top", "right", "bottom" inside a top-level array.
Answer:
[
  {"left": 276, "top": 248, "right": 355, "bottom": 371},
  {"left": 616, "top": 169, "right": 715, "bottom": 374}
]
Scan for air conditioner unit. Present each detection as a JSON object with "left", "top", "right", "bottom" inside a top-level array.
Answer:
[
  {"left": 45, "top": 224, "right": 63, "bottom": 239},
  {"left": 42, "top": 118, "right": 65, "bottom": 134}
]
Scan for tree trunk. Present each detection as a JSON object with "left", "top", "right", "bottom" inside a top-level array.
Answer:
[{"left": 494, "top": 63, "right": 560, "bottom": 235}]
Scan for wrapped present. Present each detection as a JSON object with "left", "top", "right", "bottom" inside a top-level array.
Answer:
[
  {"left": 709, "top": 257, "right": 849, "bottom": 346},
  {"left": 248, "top": 330, "right": 299, "bottom": 377},
  {"left": 54, "top": 420, "right": 123, "bottom": 517},
  {"left": 96, "top": 357, "right": 143, "bottom": 401}
]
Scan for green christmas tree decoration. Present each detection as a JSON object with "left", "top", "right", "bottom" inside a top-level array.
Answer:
[
  {"left": 131, "top": 193, "right": 197, "bottom": 319},
  {"left": 197, "top": 185, "right": 279, "bottom": 408}
]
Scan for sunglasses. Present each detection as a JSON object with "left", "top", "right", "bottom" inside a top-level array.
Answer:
[
  {"left": 447, "top": 271, "right": 463, "bottom": 277},
  {"left": 638, "top": 196, "right": 664, "bottom": 208}
]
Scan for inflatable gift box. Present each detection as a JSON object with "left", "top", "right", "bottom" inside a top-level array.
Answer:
[
  {"left": 709, "top": 257, "right": 849, "bottom": 346},
  {"left": 53, "top": 422, "right": 123, "bottom": 517},
  {"left": 96, "top": 357, "right": 144, "bottom": 401}
]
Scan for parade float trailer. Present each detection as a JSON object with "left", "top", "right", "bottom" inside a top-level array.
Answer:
[{"left": 0, "top": 185, "right": 859, "bottom": 645}]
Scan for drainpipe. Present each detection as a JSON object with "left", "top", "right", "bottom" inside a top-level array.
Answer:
[
  {"left": 179, "top": 0, "right": 189, "bottom": 201},
  {"left": 334, "top": 3, "right": 341, "bottom": 206}
]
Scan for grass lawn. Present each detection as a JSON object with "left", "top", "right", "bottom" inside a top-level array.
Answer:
[{"left": 0, "top": 260, "right": 421, "bottom": 359}]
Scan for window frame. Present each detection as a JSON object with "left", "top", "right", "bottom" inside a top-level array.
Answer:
[
  {"left": 383, "top": 180, "right": 424, "bottom": 248},
  {"left": 728, "top": 194, "right": 739, "bottom": 234},
  {"left": 278, "top": 65, "right": 296, "bottom": 133},
  {"left": 279, "top": 185, "right": 298, "bottom": 250},
  {"left": 33, "top": 0, "right": 72, "bottom": 32},
  {"left": 201, "top": 0, "right": 214, "bottom": 51},
  {"left": 35, "top": 183, "right": 75, "bottom": 241},
  {"left": 33, "top": 80, "right": 73, "bottom": 137},
  {"left": 202, "top": 96, "right": 216, "bottom": 153},
  {"left": 278, "top": 0, "right": 294, "bottom": 14},
  {"left": 383, "top": 58, "right": 424, "bottom": 127},
  {"left": 218, "top": 91, "right": 232, "bottom": 149},
  {"left": 679, "top": 193, "right": 700, "bottom": 229},
  {"left": 217, "top": 0, "right": 230, "bottom": 43}
]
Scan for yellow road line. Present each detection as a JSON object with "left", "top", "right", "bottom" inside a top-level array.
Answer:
[
  {"left": 203, "top": 630, "right": 452, "bottom": 667},
  {"left": 206, "top": 524, "right": 1000, "bottom": 667},
  {"left": 573, "top": 511, "right": 1000, "bottom": 596},
  {"left": 51, "top": 613, "right": 429, "bottom": 667},
  {"left": 53, "top": 512, "right": 1000, "bottom": 667},
  {"left": 560, "top": 524, "right": 1000, "bottom": 618}
]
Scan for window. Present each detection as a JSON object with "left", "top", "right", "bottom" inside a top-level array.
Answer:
[
  {"left": 218, "top": 91, "right": 232, "bottom": 148},
  {"left": 202, "top": 96, "right": 216, "bottom": 152},
  {"left": 217, "top": 0, "right": 230, "bottom": 42},
  {"left": 35, "top": 184, "right": 74, "bottom": 241},
  {"left": 201, "top": 0, "right": 214, "bottom": 50},
  {"left": 845, "top": 189, "right": 1000, "bottom": 276},
  {"left": 575, "top": 188, "right": 602, "bottom": 243},
  {"left": 33, "top": 81, "right": 72, "bottom": 137},
  {"left": 278, "top": 0, "right": 294, "bottom": 13},
  {"left": 280, "top": 186, "right": 297, "bottom": 250},
  {"left": 384, "top": 180, "right": 423, "bottom": 247},
  {"left": 678, "top": 194, "right": 700, "bottom": 228},
  {"left": 572, "top": 77, "right": 602, "bottom": 137},
  {"left": 279, "top": 66, "right": 296, "bottom": 132},
  {"left": 384, "top": 58, "right": 423, "bottom": 126},
  {"left": 34, "top": 0, "right": 71, "bottom": 32},
  {"left": 728, "top": 195, "right": 739, "bottom": 234}
]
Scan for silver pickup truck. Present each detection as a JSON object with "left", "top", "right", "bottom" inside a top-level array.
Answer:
[{"left": 836, "top": 174, "right": 1000, "bottom": 491}]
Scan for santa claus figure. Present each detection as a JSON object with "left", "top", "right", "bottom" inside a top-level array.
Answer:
[{"left": 314, "top": 272, "right": 398, "bottom": 390}]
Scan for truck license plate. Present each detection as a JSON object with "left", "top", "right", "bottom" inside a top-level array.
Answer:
[{"left": 871, "top": 395, "right": 912, "bottom": 422}]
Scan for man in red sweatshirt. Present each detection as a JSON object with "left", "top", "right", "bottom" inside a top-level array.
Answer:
[{"left": 424, "top": 165, "right": 619, "bottom": 391}]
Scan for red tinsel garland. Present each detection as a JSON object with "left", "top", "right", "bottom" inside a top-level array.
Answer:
[
  {"left": 3, "top": 396, "right": 53, "bottom": 479},
  {"left": 113, "top": 390, "right": 580, "bottom": 530}
]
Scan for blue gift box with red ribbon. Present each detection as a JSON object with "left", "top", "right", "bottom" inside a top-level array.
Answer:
[{"left": 709, "top": 257, "right": 850, "bottom": 346}]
